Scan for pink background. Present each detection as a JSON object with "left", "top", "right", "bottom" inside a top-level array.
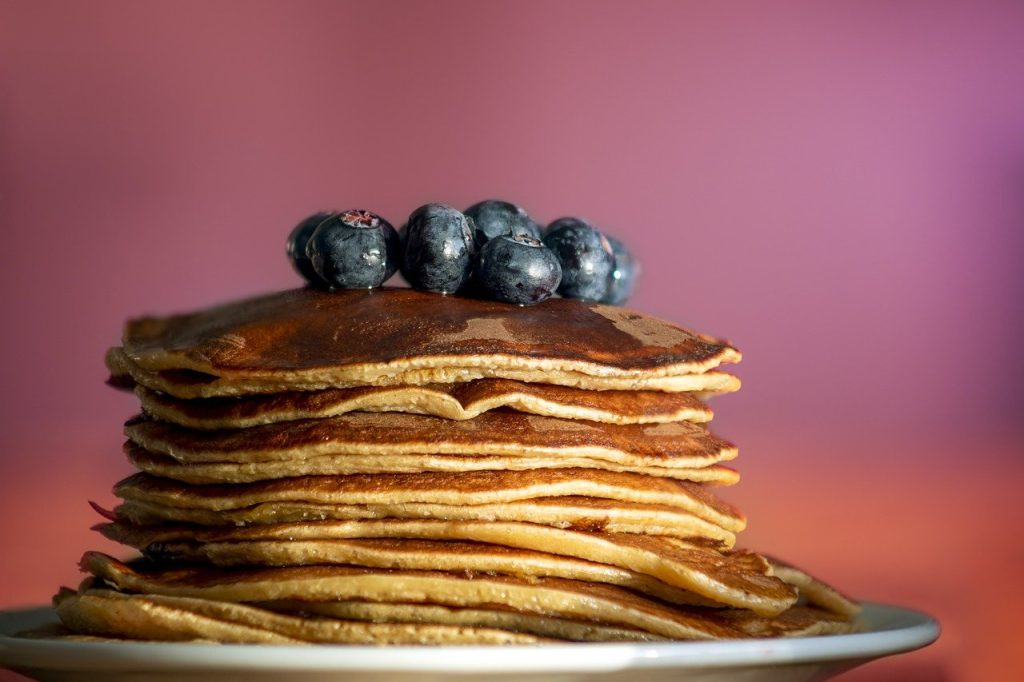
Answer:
[{"left": 2, "top": 1, "right": 1022, "bottom": 679}]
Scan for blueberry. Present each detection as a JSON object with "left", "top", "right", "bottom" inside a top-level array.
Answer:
[
  {"left": 305, "top": 209, "right": 401, "bottom": 289},
  {"left": 401, "top": 203, "right": 476, "bottom": 294},
  {"left": 541, "top": 218, "right": 614, "bottom": 301},
  {"left": 465, "top": 199, "right": 542, "bottom": 246},
  {"left": 474, "top": 234, "right": 561, "bottom": 305},
  {"left": 602, "top": 235, "right": 639, "bottom": 305},
  {"left": 286, "top": 211, "right": 333, "bottom": 286}
]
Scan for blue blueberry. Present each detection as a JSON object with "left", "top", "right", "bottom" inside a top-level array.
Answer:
[
  {"left": 287, "top": 211, "right": 333, "bottom": 286},
  {"left": 474, "top": 234, "right": 561, "bottom": 305},
  {"left": 401, "top": 203, "right": 476, "bottom": 294},
  {"left": 602, "top": 235, "right": 639, "bottom": 305},
  {"left": 542, "top": 218, "right": 614, "bottom": 301},
  {"left": 465, "top": 199, "right": 542, "bottom": 246},
  {"left": 305, "top": 209, "right": 400, "bottom": 289}
]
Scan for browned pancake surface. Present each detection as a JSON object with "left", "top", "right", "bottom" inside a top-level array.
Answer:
[
  {"left": 113, "top": 496, "right": 737, "bottom": 539},
  {"left": 80, "top": 553, "right": 748, "bottom": 640},
  {"left": 55, "top": 588, "right": 545, "bottom": 644},
  {"left": 96, "top": 533, "right": 723, "bottom": 607},
  {"left": 125, "top": 411, "right": 735, "bottom": 466},
  {"left": 719, "top": 605, "right": 860, "bottom": 637},
  {"left": 97, "top": 521, "right": 792, "bottom": 614},
  {"left": 768, "top": 557, "right": 861, "bottom": 618},
  {"left": 114, "top": 469, "right": 740, "bottom": 520},
  {"left": 135, "top": 380, "right": 714, "bottom": 428},
  {"left": 124, "top": 444, "right": 738, "bottom": 484},
  {"left": 120, "top": 287, "right": 740, "bottom": 375},
  {"left": 260, "top": 600, "right": 660, "bottom": 642}
]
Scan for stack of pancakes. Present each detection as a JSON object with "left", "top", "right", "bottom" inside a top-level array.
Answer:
[{"left": 56, "top": 288, "right": 860, "bottom": 644}]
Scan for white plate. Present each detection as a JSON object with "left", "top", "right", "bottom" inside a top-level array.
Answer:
[{"left": 0, "top": 602, "right": 937, "bottom": 682}]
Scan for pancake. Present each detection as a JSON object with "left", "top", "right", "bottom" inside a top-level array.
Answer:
[
  {"left": 97, "top": 520, "right": 793, "bottom": 612},
  {"left": 134, "top": 380, "right": 715, "bottom": 429},
  {"left": 113, "top": 497, "right": 734, "bottom": 539},
  {"left": 260, "top": 600, "right": 662, "bottom": 642},
  {"left": 54, "top": 587, "right": 301, "bottom": 644},
  {"left": 109, "top": 347, "right": 741, "bottom": 398},
  {"left": 125, "top": 444, "right": 738, "bottom": 484},
  {"left": 80, "top": 553, "right": 749, "bottom": 640},
  {"left": 273, "top": 600, "right": 855, "bottom": 641},
  {"left": 717, "top": 605, "right": 860, "bottom": 637},
  {"left": 124, "top": 412, "right": 736, "bottom": 468},
  {"left": 96, "top": 533, "right": 722, "bottom": 608},
  {"left": 112, "top": 470, "right": 745, "bottom": 530},
  {"left": 55, "top": 587, "right": 544, "bottom": 644},
  {"left": 768, "top": 558, "right": 861, "bottom": 618},
  {"left": 111, "top": 288, "right": 741, "bottom": 399}
]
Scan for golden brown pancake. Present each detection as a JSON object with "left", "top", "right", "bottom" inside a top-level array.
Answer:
[
  {"left": 268, "top": 600, "right": 858, "bottom": 641},
  {"left": 134, "top": 380, "right": 714, "bottom": 429},
  {"left": 717, "top": 606, "right": 860, "bottom": 637},
  {"left": 80, "top": 553, "right": 749, "bottom": 640},
  {"left": 97, "top": 521, "right": 792, "bottom": 613},
  {"left": 260, "top": 600, "right": 662, "bottom": 642},
  {"left": 96, "top": 534, "right": 722, "bottom": 608},
  {"left": 56, "top": 583, "right": 855, "bottom": 645},
  {"left": 113, "top": 470, "right": 744, "bottom": 530},
  {"left": 109, "top": 347, "right": 741, "bottom": 398},
  {"left": 55, "top": 588, "right": 545, "bottom": 644},
  {"left": 125, "top": 444, "right": 739, "bottom": 484},
  {"left": 114, "top": 497, "right": 733, "bottom": 540},
  {"left": 124, "top": 412, "right": 736, "bottom": 468},
  {"left": 768, "top": 558, "right": 862, "bottom": 618},
  {"left": 111, "top": 288, "right": 741, "bottom": 399}
]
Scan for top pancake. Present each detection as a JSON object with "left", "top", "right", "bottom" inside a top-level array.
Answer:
[{"left": 112, "top": 288, "right": 741, "bottom": 398}]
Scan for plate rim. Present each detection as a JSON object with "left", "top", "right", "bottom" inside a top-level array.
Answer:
[{"left": 0, "top": 601, "right": 940, "bottom": 673}]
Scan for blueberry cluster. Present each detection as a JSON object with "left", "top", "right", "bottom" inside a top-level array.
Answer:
[{"left": 288, "top": 200, "right": 638, "bottom": 306}]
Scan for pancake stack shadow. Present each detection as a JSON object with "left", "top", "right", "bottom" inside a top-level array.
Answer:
[{"left": 56, "top": 288, "right": 860, "bottom": 644}]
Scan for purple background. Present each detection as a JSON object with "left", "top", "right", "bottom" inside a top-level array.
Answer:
[{"left": 2, "top": 2, "right": 1022, "bottom": 679}]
